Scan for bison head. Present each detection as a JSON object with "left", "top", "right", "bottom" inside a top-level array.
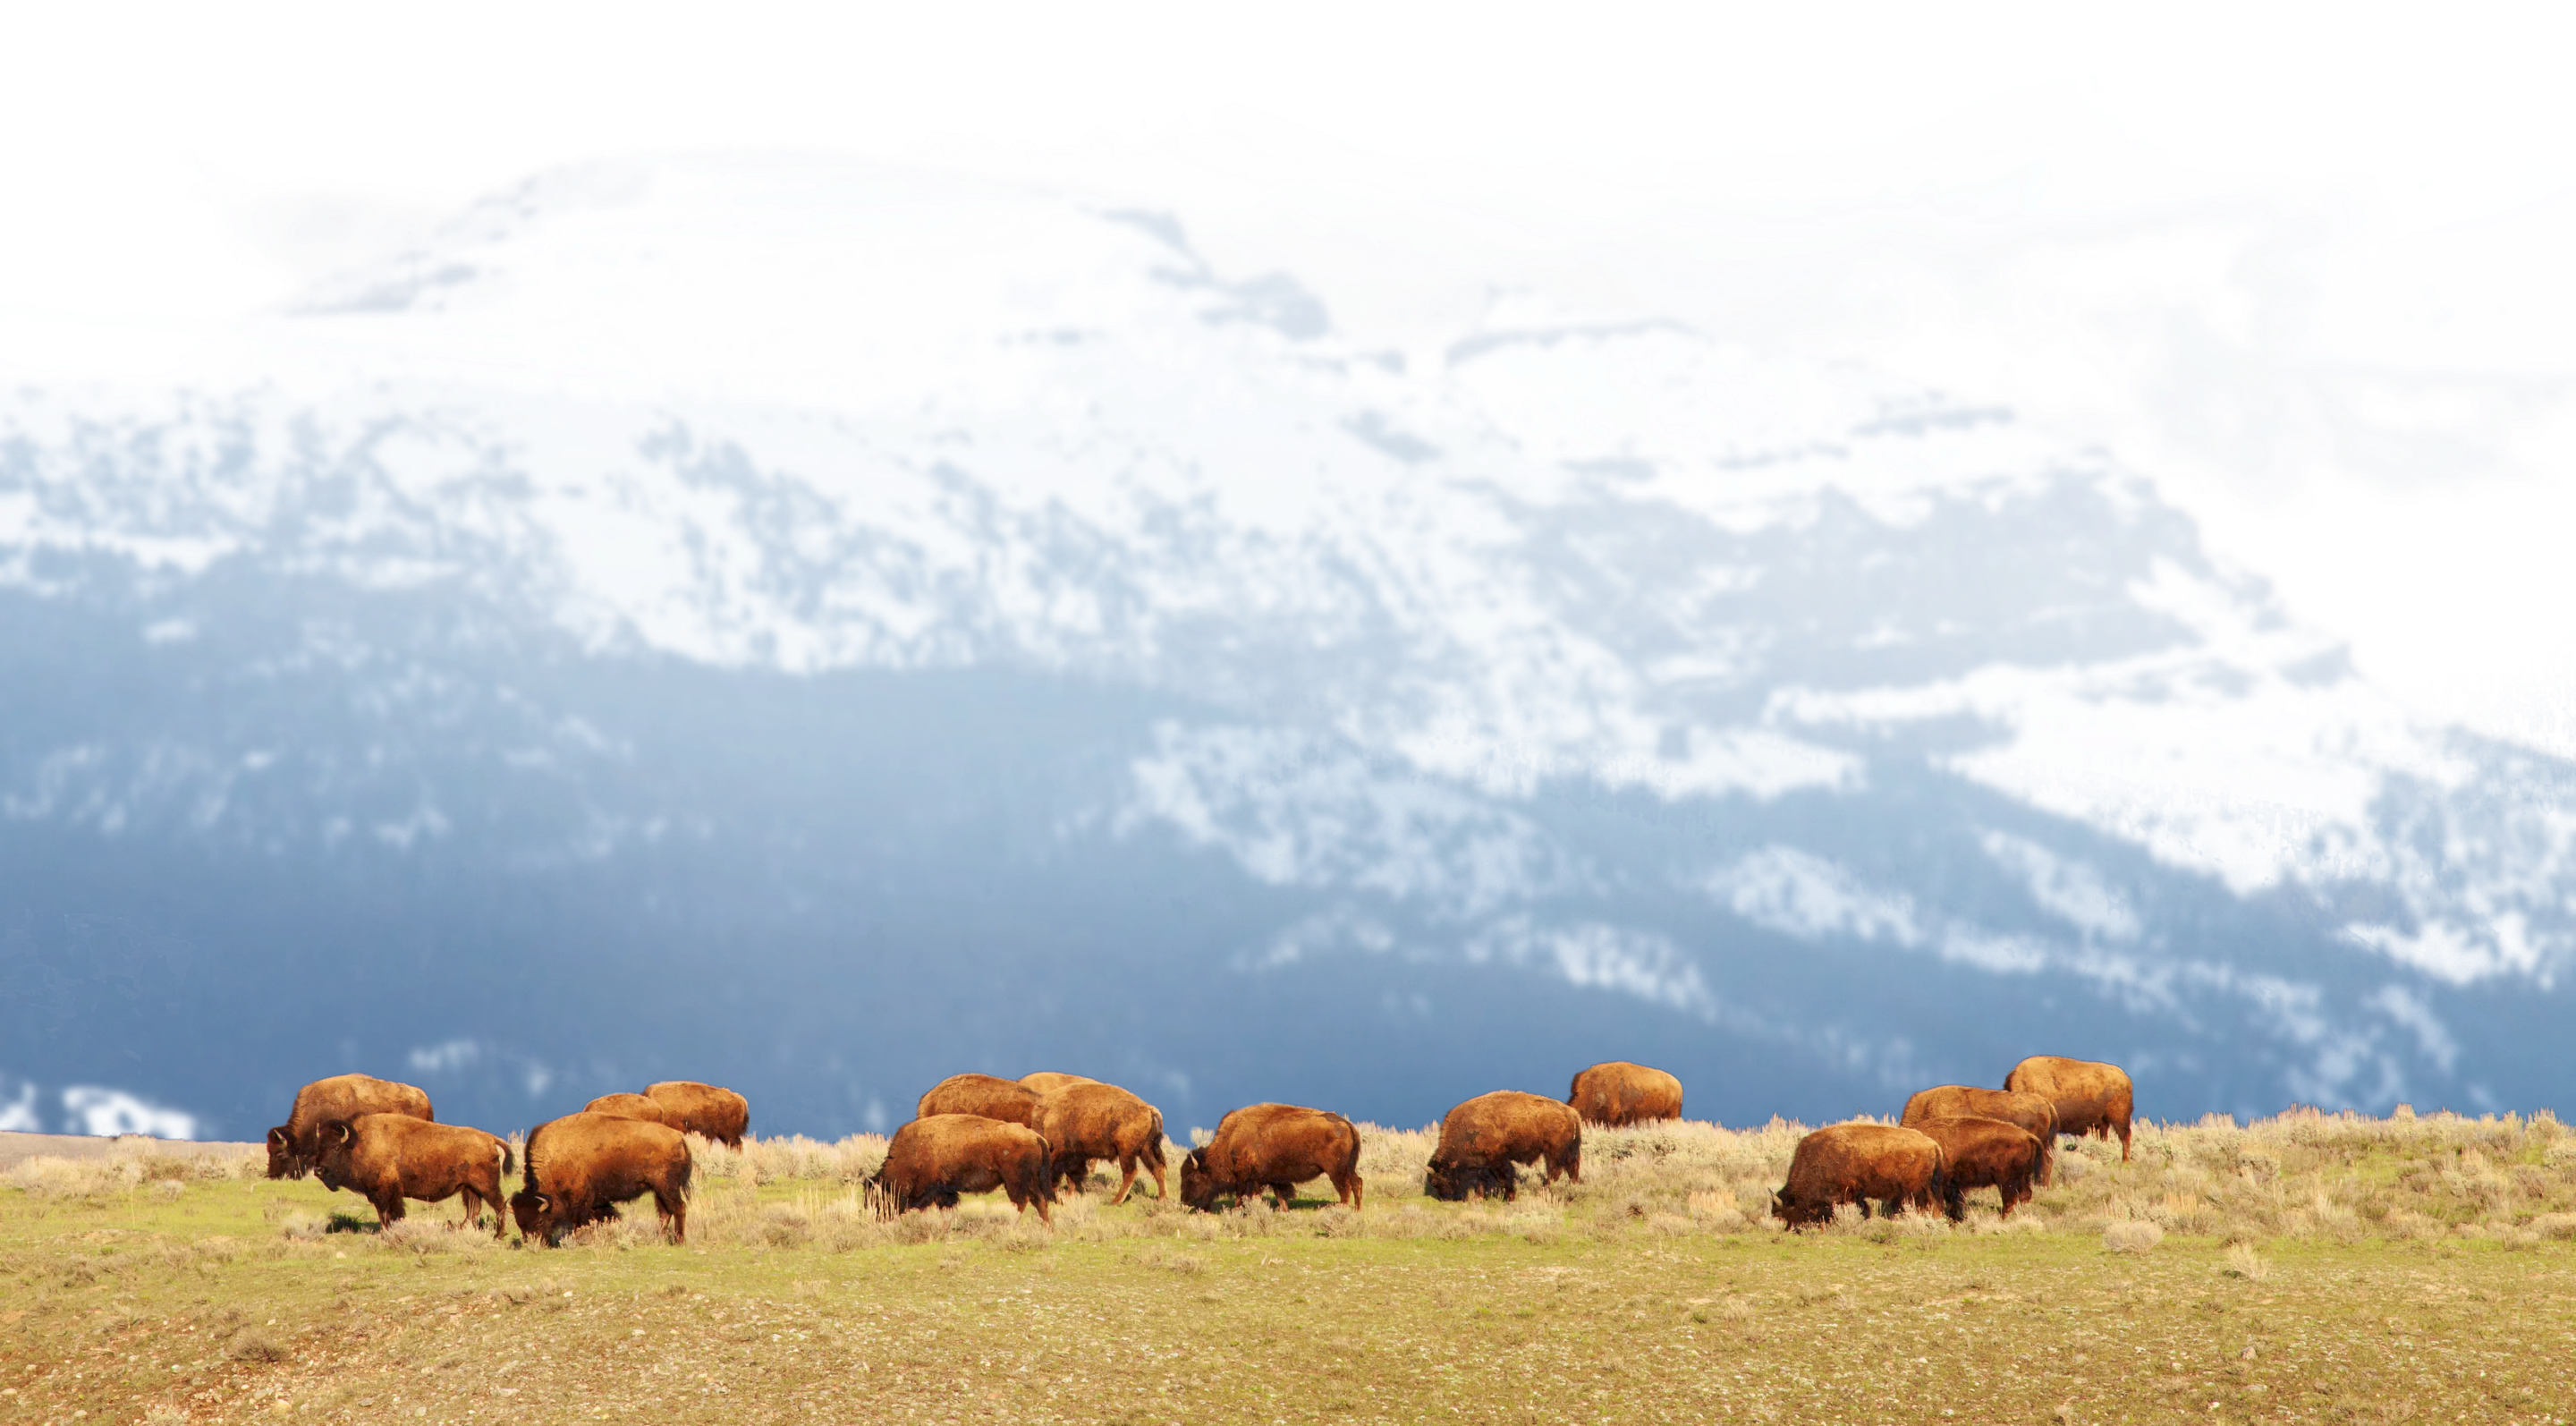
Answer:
[
  {"left": 264, "top": 1126, "right": 304, "bottom": 1180},
  {"left": 1423, "top": 1159, "right": 1513, "bottom": 1202},
  {"left": 509, "top": 1187, "right": 556, "bottom": 1244},
  {"left": 311, "top": 1120, "right": 359, "bottom": 1190},
  {"left": 1771, "top": 1187, "right": 1829, "bottom": 1229},
  {"left": 1178, "top": 1148, "right": 1219, "bottom": 1212}
]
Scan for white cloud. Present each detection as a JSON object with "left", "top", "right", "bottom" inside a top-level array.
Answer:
[
  {"left": 2009, "top": 343, "right": 2112, "bottom": 407},
  {"left": 2050, "top": 233, "right": 2235, "bottom": 291},
  {"left": 1885, "top": 319, "right": 1998, "bottom": 392},
  {"left": 0, "top": 1081, "right": 39, "bottom": 1133},
  {"left": 0, "top": 316, "right": 200, "bottom": 376},
  {"left": 60, "top": 1086, "right": 197, "bottom": 1140}
]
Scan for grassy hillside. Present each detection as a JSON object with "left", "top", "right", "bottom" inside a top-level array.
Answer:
[{"left": 6, "top": 1110, "right": 2576, "bottom": 1423}]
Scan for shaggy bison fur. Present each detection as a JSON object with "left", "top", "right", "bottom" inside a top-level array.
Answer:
[
  {"left": 1423, "top": 1091, "right": 1581, "bottom": 1201},
  {"left": 642, "top": 1081, "right": 750, "bottom": 1147},
  {"left": 1566, "top": 1062, "right": 1683, "bottom": 1127},
  {"left": 510, "top": 1111, "right": 694, "bottom": 1246},
  {"left": 870, "top": 1114, "right": 1055, "bottom": 1221},
  {"left": 314, "top": 1115, "right": 513, "bottom": 1237},
  {"left": 582, "top": 1092, "right": 672, "bottom": 1125},
  {"left": 2003, "top": 1056, "right": 2134, "bottom": 1160},
  {"left": 1018, "top": 1072, "right": 1096, "bottom": 1096},
  {"left": 267, "top": 1074, "right": 434, "bottom": 1181},
  {"left": 1900, "top": 1085, "right": 2060, "bottom": 1184},
  {"left": 1180, "top": 1104, "right": 1363, "bottom": 1212},
  {"left": 916, "top": 1074, "right": 1043, "bottom": 1127},
  {"left": 1910, "top": 1115, "right": 2046, "bottom": 1219},
  {"left": 1032, "top": 1082, "right": 1168, "bottom": 1203},
  {"left": 1772, "top": 1124, "right": 1945, "bottom": 1227}
]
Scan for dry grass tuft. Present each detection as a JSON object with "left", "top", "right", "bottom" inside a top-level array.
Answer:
[{"left": 2104, "top": 1220, "right": 2165, "bottom": 1253}]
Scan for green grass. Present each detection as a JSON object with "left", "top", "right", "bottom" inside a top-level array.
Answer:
[{"left": 7, "top": 1113, "right": 2576, "bottom": 1424}]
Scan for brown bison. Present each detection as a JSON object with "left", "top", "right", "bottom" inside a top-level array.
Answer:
[
  {"left": 1018, "top": 1072, "right": 1096, "bottom": 1096},
  {"left": 642, "top": 1081, "right": 750, "bottom": 1147},
  {"left": 1772, "top": 1124, "right": 1945, "bottom": 1227},
  {"left": 2003, "top": 1056, "right": 2134, "bottom": 1160},
  {"left": 314, "top": 1115, "right": 513, "bottom": 1238},
  {"left": 1566, "top": 1061, "right": 1684, "bottom": 1127},
  {"left": 1910, "top": 1115, "right": 2045, "bottom": 1220},
  {"left": 1423, "top": 1091, "right": 1581, "bottom": 1201},
  {"left": 870, "top": 1114, "right": 1055, "bottom": 1221},
  {"left": 1032, "top": 1082, "right": 1167, "bottom": 1203},
  {"left": 266, "top": 1074, "right": 435, "bottom": 1180},
  {"left": 916, "top": 1074, "right": 1043, "bottom": 1127},
  {"left": 510, "top": 1111, "right": 694, "bottom": 1246},
  {"left": 1899, "top": 1085, "right": 2061, "bottom": 1184},
  {"left": 582, "top": 1092, "right": 673, "bottom": 1125},
  {"left": 1180, "top": 1104, "right": 1363, "bottom": 1212}
]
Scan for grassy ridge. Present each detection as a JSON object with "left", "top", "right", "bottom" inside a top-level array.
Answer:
[{"left": 6, "top": 1110, "right": 2576, "bottom": 1423}]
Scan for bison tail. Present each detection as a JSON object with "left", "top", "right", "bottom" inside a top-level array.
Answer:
[
  {"left": 498, "top": 1139, "right": 516, "bottom": 1178},
  {"left": 1143, "top": 1109, "right": 1167, "bottom": 1168}
]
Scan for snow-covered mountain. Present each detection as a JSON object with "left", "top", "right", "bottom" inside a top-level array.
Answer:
[{"left": 4, "top": 156, "right": 2567, "bottom": 1139}]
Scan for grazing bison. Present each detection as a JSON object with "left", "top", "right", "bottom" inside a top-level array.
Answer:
[
  {"left": 314, "top": 1115, "right": 513, "bottom": 1238},
  {"left": 1899, "top": 1085, "right": 2060, "bottom": 1184},
  {"left": 870, "top": 1114, "right": 1055, "bottom": 1222},
  {"left": 582, "top": 1092, "right": 672, "bottom": 1125},
  {"left": 1910, "top": 1115, "right": 2046, "bottom": 1219},
  {"left": 642, "top": 1081, "right": 750, "bottom": 1147},
  {"left": 510, "top": 1112, "right": 694, "bottom": 1246},
  {"left": 266, "top": 1074, "right": 435, "bottom": 1181},
  {"left": 1566, "top": 1062, "right": 1684, "bottom": 1127},
  {"left": 1032, "top": 1082, "right": 1167, "bottom": 1203},
  {"left": 2003, "top": 1057, "right": 2134, "bottom": 1161},
  {"left": 1018, "top": 1072, "right": 1096, "bottom": 1096},
  {"left": 1180, "top": 1104, "right": 1363, "bottom": 1212},
  {"left": 916, "top": 1074, "right": 1043, "bottom": 1127},
  {"left": 1423, "top": 1091, "right": 1581, "bottom": 1201},
  {"left": 1772, "top": 1124, "right": 1945, "bottom": 1228}
]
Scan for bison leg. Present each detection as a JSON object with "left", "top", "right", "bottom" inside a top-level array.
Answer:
[
  {"left": 2115, "top": 1118, "right": 2132, "bottom": 1162},
  {"left": 1056, "top": 1158, "right": 1093, "bottom": 1199},
  {"left": 1334, "top": 1171, "right": 1363, "bottom": 1210},
  {"left": 654, "top": 1189, "right": 686, "bottom": 1244},
  {"left": 1109, "top": 1158, "right": 1142, "bottom": 1206},
  {"left": 1942, "top": 1185, "right": 1966, "bottom": 1223},
  {"left": 372, "top": 1192, "right": 407, "bottom": 1230}
]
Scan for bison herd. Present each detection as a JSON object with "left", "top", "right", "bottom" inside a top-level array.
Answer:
[{"left": 258, "top": 1054, "right": 2135, "bottom": 1244}]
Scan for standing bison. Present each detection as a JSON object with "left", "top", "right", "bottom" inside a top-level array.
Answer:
[
  {"left": 510, "top": 1111, "right": 695, "bottom": 1246},
  {"left": 1909, "top": 1116, "right": 2045, "bottom": 1219},
  {"left": 1180, "top": 1104, "right": 1363, "bottom": 1212},
  {"left": 870, "top": 1115, "right": 1055, "bottom": 1221},
  {"left": 1032, "top": 1082, "right": 1168, "bottom": 1203},
  {"left": 2003, "top": 1057, "right": 2134, "bottom": 1160},
  {"left": 916, "top": 1074, "right": 1043, "bottom": 1127},
  {"left": 1566, "top": 1062, "right": 1683, "bottom": 1127},
  {"left": 314, "top": 1116, "right": 513, "bottom": 1237},
  {"left": 1019, "top": 1072, "right": 1096, "bottom": 1096},
  {"left": 266, "top": 1074, "right": 435, "bottom": 1181},
  {"left": 643, "top": 1081, "right": 750, "bottom": 1147},
  {"left": 1424, "top": 1091, "right": 1581, "bottom": 1201},
  {"left": 1899, "top": 1085, "right": 2060, "bottom": 1184},
  {"left": 582, "top": 1092, "right": 672, "bottom": 1125},
  {"left": 1772, "top": 1124, "right": 1945, "bottom": 1227}
]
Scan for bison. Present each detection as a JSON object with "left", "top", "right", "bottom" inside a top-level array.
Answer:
[
  {"left": 1772, "top": 1124, "right": 1945, "bottom": 1228},
  {"left": 869, "top": 1114, "right": 1055, "bottom": 1221},
  {"left": 1899, "top": 1085, "right": 2060, "bottom": 1184},
  {"left": 1180, "top": 1104, "right": 1363, "bottom": 1212},
  {"left": 642, "top": 1081, "right": 750, "bottom": 1147},
  {"left": 1018, "top": 1072, "right": 1096, "bottom": 1096},
  {"left": 916, "top": 1074, "right": 1043, "bottom": 1127},
  {"left": 1566, "top": 1062, "right": 1683, "bottom": 1127},
  {"left": 510, "top": 1111, "right": 694, "bottom": 1246},
  {"left": 1032, "top": 1082, "right": 1167, "bottom": 1203},
  {"left": 314, "top": 1115, "right": 513, "bottom": 1238},
  {"left": 1909, "top": 1115, "right": 2045, "bottom": 1220},
  {"left": 582, "top": 1092, "right": 672, "bottom": 1125},
  {"left": 266, "top": 1074, "right": 435, "bottom": 1181},
  {"left": 1423, "top": 1091, "right": 1581, "bottom": 1201},
  {"left": 2003, "top": 1056, "right": 2134, "bottom": 1160}
]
